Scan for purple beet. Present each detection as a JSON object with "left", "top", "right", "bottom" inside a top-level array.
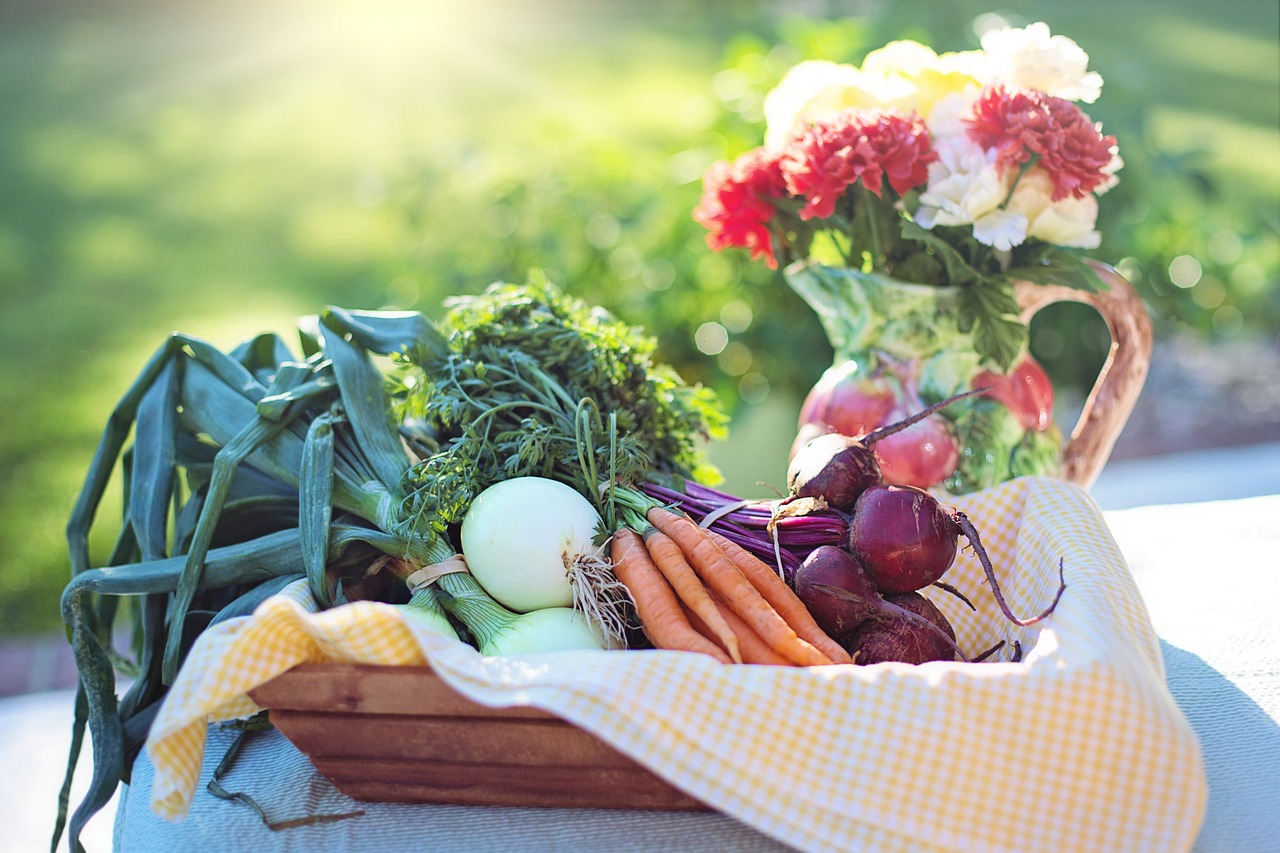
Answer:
[
  {"left": 849, "top": 484, "right": 959, "bottom": 594},
  {"left": 786, "top": 433, "right": 881, "bottom": 513},
  {"left": 848, "top": 592, "right": 958, "bottom": 665},
  {"left": 794, "top": 545, "right": 969, "bottom": 663},
  {"left": 792, "top": 546, "right": 880, "bottom": 639},
  {"left": 786, "top": 388, "right": 986, "bottom": 513}
]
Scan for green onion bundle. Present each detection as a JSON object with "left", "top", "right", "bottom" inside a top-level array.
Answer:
[{"left": 55, "top": 309, "right": 455, "bottom": 851}]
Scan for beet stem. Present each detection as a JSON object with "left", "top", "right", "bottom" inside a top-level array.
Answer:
[
  {"left": 951, "top": 511, "right": 1067, "bottom": 626},
  {"left": 862, "top": 387, "right": 989, "bottom": 446},
  {"left": 970, "top": 639, "right": 1006, "bottom": 663},
  {"left": 931, "top": 580, "right": 977, "bottom": 612}
]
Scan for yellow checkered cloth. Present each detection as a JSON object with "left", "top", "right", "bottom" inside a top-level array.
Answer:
[{"left": 145, "top": 476, "right": 1206, "bottom": 852}]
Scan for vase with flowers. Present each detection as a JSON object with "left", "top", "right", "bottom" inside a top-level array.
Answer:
[{"left": 695, "top": 22, "right": 1151, "bottom": 494}]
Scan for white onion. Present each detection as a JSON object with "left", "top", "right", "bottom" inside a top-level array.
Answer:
[
  {"left": 482, "top": 607, "right": 615, "bottom": 656},
  {"left": 460, "top": 476, "right": 603, "bottom": 613}
]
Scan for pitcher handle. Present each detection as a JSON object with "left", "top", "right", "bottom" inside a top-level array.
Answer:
[{"left": 1014, "top": 260, "right": 1153, "bottom": 489}]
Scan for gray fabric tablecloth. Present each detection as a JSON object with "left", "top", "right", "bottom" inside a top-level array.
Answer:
[{"left": 106, "top": 493, "right": 1280, "bottom": 852}]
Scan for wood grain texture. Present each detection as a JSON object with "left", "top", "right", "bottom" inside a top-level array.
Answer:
[{"left": 249, "top": 662, "right": 710, "bottom": 811}]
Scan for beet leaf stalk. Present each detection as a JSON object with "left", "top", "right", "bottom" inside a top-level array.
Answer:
[
  {"left": 638, "top": 479, "right": 848, "bottom": 580},
  {"left": 951, "top": 510, "right": 1067, "bottom": 626}
]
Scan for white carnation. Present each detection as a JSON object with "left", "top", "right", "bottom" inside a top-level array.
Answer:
[
  {"left": 979, "top": 22, "right": 1103, "bottom": 103},
  {"left": 972, "top": 208, "right": 1030, "bottom": 252},
  {"left": 916, "top": 136, "right": 1028, "bottom": 250},
  {"left": 925, "top": 90, "right": 980, "bottom": 136},
  {"left": 1096, "top": 147, "right": 1125, "bottom": 195}
]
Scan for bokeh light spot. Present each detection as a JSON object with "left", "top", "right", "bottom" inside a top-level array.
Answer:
[
  {"left": 738, "top": 372, "right": 770, "bottom": 404},
  {"left": 717, "top": 341, "right": 753, "bottom": 375},
  {"left": 1168, "top": 255, "right": 1202, "bottom": 288},
  {"left": 694, "top": 321, "right": 728, "bottom": 355},
  {"left": 1212, "top": 305, "right": 1244, "bottom": 336},
  {"left": 719, "top": 299, "right": 753, "bottom": 333}
]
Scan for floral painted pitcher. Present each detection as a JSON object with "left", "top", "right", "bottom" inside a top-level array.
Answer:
[{"left": 694, "top": 23, "right": 1153, "bottom": 493}]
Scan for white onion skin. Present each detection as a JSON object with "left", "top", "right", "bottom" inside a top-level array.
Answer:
[
  {"left": 460, "top": 477, "right": 603, "bottom": 613},
  {"left": 481, "top": 607, "right": 614, "bottom": 655}
]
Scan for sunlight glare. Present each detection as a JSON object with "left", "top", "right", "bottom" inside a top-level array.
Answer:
[{"left": 307, "top": 1, "right": 486, "bottom": 76}]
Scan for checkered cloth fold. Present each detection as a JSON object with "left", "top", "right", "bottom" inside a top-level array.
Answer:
[{"left": 145, "top": 476, "right": 1206, "bottom": 852}]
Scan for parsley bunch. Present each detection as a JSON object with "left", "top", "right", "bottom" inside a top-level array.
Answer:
[{"left": 398, "top": 273, "right": 727, "bottom": 534}]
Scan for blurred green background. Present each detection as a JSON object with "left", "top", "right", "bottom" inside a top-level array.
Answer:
[{"left": 1, "top": 0, "right": 1277, "bottom": 638}]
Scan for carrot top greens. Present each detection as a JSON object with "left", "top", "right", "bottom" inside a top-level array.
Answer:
[{"left": 397, "top": 273, "right": 727, "bottom": 535}]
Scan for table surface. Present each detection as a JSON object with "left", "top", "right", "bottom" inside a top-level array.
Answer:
[{"left": 8, "top": 441, "right": 1280, "bottom": 853}]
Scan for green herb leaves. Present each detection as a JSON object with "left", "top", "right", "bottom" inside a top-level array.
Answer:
[{"left": 400, "top": 275, "right": 728, "bottom": 533}]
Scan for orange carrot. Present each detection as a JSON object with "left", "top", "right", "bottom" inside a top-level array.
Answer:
[
  {"left": 610, "top": 530, "right": 733, "bottom": 665},
  {"left": 705, "top": 528, "right": 853, "bottom": 665},
  {"left": 640, "top": 528, "right": 742, "bottom": 663},
  {"left": 647, "top": 507, "right": 832, "bottom": 667},
  {"left": 684, "top": 599, "right": 794, "bottom": 667}
]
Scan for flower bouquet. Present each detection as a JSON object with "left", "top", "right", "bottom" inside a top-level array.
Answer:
[{"left": 695, "top": 23, "right": 1150, "bottom": 493}]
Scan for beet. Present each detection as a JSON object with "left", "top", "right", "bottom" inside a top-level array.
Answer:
[
  {"left": 848, "top": 592, "right": 958, "bottom": 665},
  {"left": 794, "top": 545, "right": 968, "bottom": 664},
  {"left": 792, "top": 546, "right": 880, "bottom": 639},
  {"left": 785, "top": 388, "right": 986, "bottom": 513},
  {"left": 786, "top": 433, "right": 882, "bottom": 513},
  {"left": 849, "top": 484, "right": 959, "bottom": 594}
]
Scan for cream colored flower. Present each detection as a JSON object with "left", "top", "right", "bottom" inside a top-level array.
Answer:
[
  {"left": 861, "top": 41, "right": 985, "bottom": 123},
  {"left": 915, "top": 136, "right": 1025, "bottom": 249},
  {"left": 763, "top": 60, "right": 892, "bottom": 149},
  {"left": 860, "top": 39, "right": 941, "bottom": 79},
  {"left": 923, "top": 90, "right": 978, "bottom": 136},
  {"left": 1007, "top": 167, "right": 1101, "bottom": 248},
  {"left": 979, "top": 22, "right": 1103, "bottom": 103},
  {"left": 971, "top": 208, "right": 1030, "bottom": 252},
  {"left": 1096, "top": 147, "right": 1125, "bottom": 195}
]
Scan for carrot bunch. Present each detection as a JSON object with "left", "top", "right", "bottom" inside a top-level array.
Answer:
[{"left": 611, "top": 506, "right": 852, "bottom": 666}]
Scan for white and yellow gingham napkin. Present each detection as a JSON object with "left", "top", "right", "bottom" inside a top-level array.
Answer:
[{"left": 144, "top": 476, "right": 1207, "bottom": 852}]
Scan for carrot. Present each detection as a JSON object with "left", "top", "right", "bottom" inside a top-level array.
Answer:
[
  {"left": 609, "top": 529, "right": 734, "bottom": 665},
  {"left": 647, "top": 506, "right": 832, "bottom": 667},
  {"left": 684, "top": 599, "right": 795, "bottom": 667},
  {"left": 640, "top": 528, "right": 742, "bottom": 663},
  {"left": 705, "top": 528, "right": 853, "bottom": 665}
]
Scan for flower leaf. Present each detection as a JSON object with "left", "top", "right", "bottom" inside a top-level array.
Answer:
[
  {"left": 899, "top": 220, "right": 982, "bottom": 286},
  {"left": 1007, "top": 248, "right": 1108, "bottom": 292},
  {"left": 956, "top": 276, "right": 1027, "bottom": 372}
]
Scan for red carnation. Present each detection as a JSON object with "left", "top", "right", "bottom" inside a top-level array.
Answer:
[
  {"left": 863, "top": 112, "right": 937, "bottom": 196},
  {"left": 693, "top": 147, "right": 787, "bottom": 268},
  {"left": 782, "top": 111, "right": 934, "bottom": 220},
  {"left": 966, "top": 85, "right": 1117, "bottom": 201}
]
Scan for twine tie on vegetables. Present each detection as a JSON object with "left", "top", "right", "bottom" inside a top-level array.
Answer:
[{"left": 405, "top": 556, "right": 471, "bottom": 593}]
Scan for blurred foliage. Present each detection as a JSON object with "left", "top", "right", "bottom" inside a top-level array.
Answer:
[{"left": 0, "top": 0, "right": 1276, "bottom": 636}]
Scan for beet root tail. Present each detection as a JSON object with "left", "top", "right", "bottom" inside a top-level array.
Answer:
[{"left": 951, "top": 510, "right": 1066, "bottom": 627}]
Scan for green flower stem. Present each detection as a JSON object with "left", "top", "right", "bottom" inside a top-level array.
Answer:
[{"left": 862, "top": 183, "right": 884, "bottom": 269}]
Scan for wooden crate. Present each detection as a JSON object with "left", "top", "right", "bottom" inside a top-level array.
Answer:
[{"left": 248, "top": 662, "right": 709, "bottom": 811}]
